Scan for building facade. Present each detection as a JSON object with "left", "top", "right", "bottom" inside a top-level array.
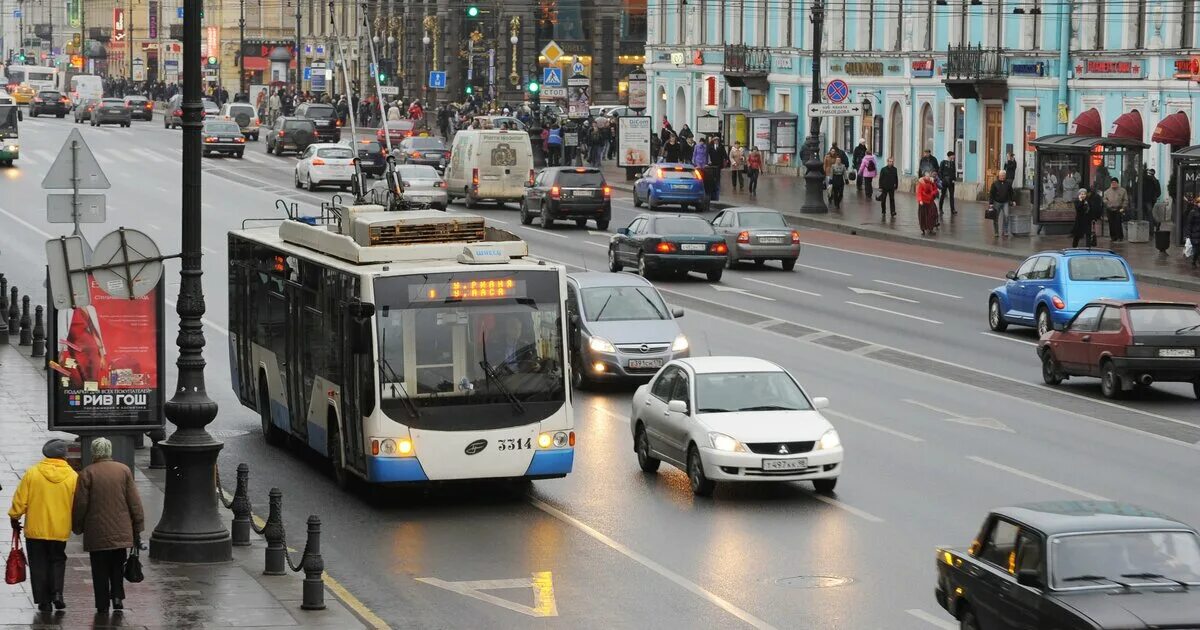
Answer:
[{"left": 646, "top": 0, "right": 1200, "bottom": 198}]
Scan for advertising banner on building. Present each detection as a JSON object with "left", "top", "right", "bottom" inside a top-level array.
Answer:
[
  {"left": 47, "top": 276, "right": 165, "bottom": 433},
  {"left": 617, "top": 116, "right": 652, "bottom": 168},
  {"left": 148, "top": 1, "right": 158, "bottom": 39},
  {"left": 112, "top": 8, "right": 126, "bottom": 48},
  {"left": 68, "top": 0, "right": 81, "bottom": 28},
  {"left": 752, "top": 117, "right": 772, "bottom": 151},
  {"left": 774, "top": 120, "right": 798, "bottom": 153},
  {"left": 627, "top": 71, "right": 647, "bottom": 110}
]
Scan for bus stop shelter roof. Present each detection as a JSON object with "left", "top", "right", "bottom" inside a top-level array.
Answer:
[
  {"left": 1030, "top": 134, "right": 1149, "bottom": 152},
  {"left": 1170, "top": 144, "right": 1200, "bottom": 161}
]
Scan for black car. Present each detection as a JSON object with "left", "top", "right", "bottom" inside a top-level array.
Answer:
[
  {"left": 521, "top": 167, "right": 611, "bottom": 230},
  {"left": 294, "top": 102, "right": 341, "bottom": 142},
  {"left": 265, "top": 117, "right": 317, "bottom": 156},
  {"left": 202, "top": 120, "right": 247, "bottom": 158},
  {"left": 91, "top": 98, "right": 132, "bottom": 127},
  {"left": 344, "top": 139, "right": 386, "bottom": 177},
  {"left": 937, "top": 502, "right": 1200, "bottom": 630},
  {"left": 608, "top": 214, "right": 727, "bottom": 282},
  {"left": 123, "top": 95, "right": 153, "bottom": 121},
  {"left": 395, "top": 136, "right": 449, "bottom": 172},
  {"left": 29, "top": 90, "right": 69, "bottom": 117}
]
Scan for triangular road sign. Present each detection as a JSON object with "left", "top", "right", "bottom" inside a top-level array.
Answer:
[
  {"left": 416, "top": 571, "right": 558, "bottom": 617},
  {"left": 42, "top": 128, "right": 111, "bottom": 190}
]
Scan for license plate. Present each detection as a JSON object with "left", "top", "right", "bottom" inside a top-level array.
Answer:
[
  {"left": 408, "top": 196, "right": 431, "bottom": 202},
  {"left": 672, "top": 184, "right": 691, "bottom": 190},
  {"left": 762, "top": 458, "right": 808, "bottom": 471},
  {"left": 760, "top": 237, "right": 786, "bottom": 244},
  {"left": 681, "top": 243, "right": 705, "bottom": 251},
  {"left": 628, "top": 359, "right": 663, "bottom": 369},
  {"left": 317, "top": 121, "right": 330, "bottom": 126},
  {"left": 1159, "top": 348, "right": 1196, "bottom": 358}
]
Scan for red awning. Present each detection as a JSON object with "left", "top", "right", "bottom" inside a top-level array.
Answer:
[
  {"left": 1152, "top": 111, "right": 1192, "bottom": 146},
  {"left": 1069, "top": 108, "right": 1102, "bottom": 137},
  {"left": 1108, "top": 109, "right": 1143, "bottom": 141},
  {"left": 241, "top": 57, "right": 296, "bottom": 71}
]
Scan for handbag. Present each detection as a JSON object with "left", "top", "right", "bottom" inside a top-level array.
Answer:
[
  {"left": 875, "top": 191, "right": 884, "bottom": 201},
  {"left": 123, "top": 546, "right": 144, "bottom": 584},
  {"left": 847, "top": 171, "right": 856, "bottom": 181},
  {"left": 5, "top": 528, "right": 26, "bottom": 585},
  {"left": 984, "top": 204, "right": 998, "bottom": 220}
]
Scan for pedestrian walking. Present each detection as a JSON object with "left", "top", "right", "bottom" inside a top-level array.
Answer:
[
  {"left": 661, "top": 133, "right": 682, "bottom": 163},
  {"left": 1142, "top": 168, "right": 1161, "bottom": 224},
  {"left": 72, "top": 438, "right": 145, "bottom": 614},
  {"left": 989, "top": 171, "right": 1015, "bottom": 238},
  {"left": 857, "top": 153, "right": 878, "bottom": 198},
  {"left": 8, "top": 439, "right": 77, "bottom": 613},
  {"left": 829, "top": 157, "right": 848, "bottom": 208},
  {"left": 708, "top": 138, "right": 728, "bottom": 201},
  {"left": 746, "top": 146, "right": 762, "bottom": 195},
  {"left": 878, "top": 157, "right": 898, "bottom": 218},
  {"left": 1004, "top": 151, "right": 1018, "bottom": 183},
  {"left": 728, "top": 141, "right": 746, "bottom": 192},
  {"left": 938, "top": 151, "right": 958, "bottom": 215},
  {"left": 852, "top": 138, "right": 868, "bottom": 192},
  {"left": 1071, "top": 189, "right": 1095, "bottom": 248},
  {"left": 1185, "top": 203, "right": 1200, "bottom": 267},
  {"left": 919, "top": 149, "right": 939, "bottom": 176},
  {"left": 547, "top": 125, "right": 563, "bottom": 166},
  {"left": 1102, "top": 177, "right": 1129, "bottom": 242},
  {"left": 916, "top": 172, "right": 939, "bottom": 235}
]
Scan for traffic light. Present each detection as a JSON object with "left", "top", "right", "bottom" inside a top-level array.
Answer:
[
  {"left": 16, "top": 49, "right": 26, "bottom": 63},
  {"left": 465, "top": 85, "right": 474, "bottom": 95},
  {"left": 206, "top": 55, "right": 218, "bottom": 66},
  {"left": 466, "top": 5, "right": 480, "bottom": 18},
  {"left": 526, "top": 79, "right": 540, "bottom": 94},
  {"left": 378, "top": 71, "right": 387, "bottom": 83}
]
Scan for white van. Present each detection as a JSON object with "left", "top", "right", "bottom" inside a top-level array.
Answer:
[
  {"left": 68, "top": 75, "right": 103, "bottom": 104},
  {"left": 445, "top": 129, "right": 534, "bottom": 208}
]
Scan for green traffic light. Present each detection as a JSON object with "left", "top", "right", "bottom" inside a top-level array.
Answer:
[
  {"left": 378, "top": 73, "right": 387, "bottom": 82},
  {"left": 527, "top": 81, "right": 540, "bottom": 94},
  {"left": 466, "top": 5, "right": 480, "bottom": 17}
]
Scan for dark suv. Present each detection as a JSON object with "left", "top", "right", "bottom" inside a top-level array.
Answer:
[
  {"left": 30, "top": 90, "right": 69, "bottom": 117},
  {"left": 521, "top": 167, "right": 612, "bottom": 230},
  {"left": 294, "top": 102, "right": 341, "bottom": 142},
  {"left": 265, "top": 117, "right": 317, "bottom": 156}
]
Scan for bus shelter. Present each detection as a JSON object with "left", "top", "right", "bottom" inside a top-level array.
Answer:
[
  {"left": 1030, "top": 134, "right": 1146, "bottom": 227},
  {"left": 1169, "top": 144, "right": 1200, "bottom": 246}
]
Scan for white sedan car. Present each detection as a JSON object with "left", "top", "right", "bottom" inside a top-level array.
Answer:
[
  {"left": 295, "top": 143, "right": 357, "bottom": 191},
  {"left": 630, "top": 356, "right": 843, "bottom": 497}
]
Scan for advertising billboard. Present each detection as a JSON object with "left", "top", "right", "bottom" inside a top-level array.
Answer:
[{"left": 617, "top": 116, "right": 652, "bottom": 168}]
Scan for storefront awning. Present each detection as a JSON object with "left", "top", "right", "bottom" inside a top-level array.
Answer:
[
  {"left": 1153, "top": 111, "right": 1191, "bottom": 147},
  {"left": 1108, "top": 110, "right": 1143, "bottom": 141},
  {"left": 1068, "top": 107, "right": 1102, "bottom": 137},
  {"left": 747, "top": 110, "right": 798, "bottom": 120},
  {"left": 1029, "top": 134, "right": 1149, "bottom": 152}
]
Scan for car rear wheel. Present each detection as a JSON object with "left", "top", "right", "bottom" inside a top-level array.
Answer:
[
  {"left": 687, "top": 445, "right": 715, "bottom": 497},
  {"left": 635, "top": 426, "right": 660, "bottom": 473},
  {"left": 632, "top": 189, "right": 643, "bottom": 207},
  {"left": 959, "top": 607, "right": 980, "bottom": 630},
  {"left": 595, "top": 219, "right": 609, "bottom": 231},
  {"left": 464, "top": 189, "right": 477, "bottom": 209},
  {"left": 813, "top": 478, "right": 838, "bottom": 494},
  {"left": 1100, "top": 360, "right": 1123, "bottom": 399},
  {"left": 541, "top": 203, "right": 555, "bottom": 229},
  {"left": 307, "top": 175, "right": 318, "bottom": 191},
  {"left": 259, "top": 378, "right": 285, "bottom": 446},
  {"left": 328, "top": 420, "right": 353, "bottom": 491},
  {"left": 575, "top": 218, "right": 588, "bottom": 227},
  {"left": 706, "top": 268, "right": 723, "bottom": 282},
  {"left": 294, "top": 171, "right": 302, "bottom": 188},
  {"left": 637, "top": 253, "right": 651, "bottom": 279},
  {"left": 1193, "top": 380, "right": 1199, "bottom": 400},
  {"left": 1041, "top": 351, "right": 1064, "bottom": 385},
  {"left": 781, "top": 257, "right": 797, "bottom": 271},
  {"left": 236, "top": 151, "right": 244, "bottom": 159},
  {"left": 988, "top": 297, "right": 1009, "bottom": 332},
  {"left": 1036, "top": 307, "right": 1052, "bottom": 337},
  {"left": 647, "top": 192, "right": 657, "bottom": 211},
  {"left": 520, "top": 201, "right": 533, "bottom": 225},
  {"left": 607, "top": 247, "right": 622, "bottom": 272}
]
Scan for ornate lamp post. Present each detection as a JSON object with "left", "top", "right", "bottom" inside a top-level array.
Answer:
[
  {"left": 800, "top": 0, "right": 828, "bottom": 214},
  {"left": 149, "top": 0, "right": 233, "bottom": 563},
  {"left": 508, "top": 16, "right": 520, "bottom": 89}
]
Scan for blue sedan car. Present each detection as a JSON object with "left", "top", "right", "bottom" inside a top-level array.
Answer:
[
  {"left": 988, "top": 249, "right": 1140, "bottom": 336},
  {"left": 632, "top": 163, "right": 710, "bottom": 212}
]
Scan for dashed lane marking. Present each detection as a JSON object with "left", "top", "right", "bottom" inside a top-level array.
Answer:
[
  {"left": 980, "top": 331, "right": 1037, "bottom": 346},
  {"left": 741, "top": 277, "right": 821, "bottom": 297},
  {"left": 906, "top": 609, "right": 957, "bottom": 630},
  {"left": 822, "top": 409, "right": 924, "bottom": 443},
  {"left": 516, "top": 225, "right": 569, "bottom": 239},
  {"left": 796, "top": 263, "right": 852, "bottom": 276},
  {"left": 966, "top": 456, "right": 1110, "bottom": 501},
  {"left": 874, "top": 280, "right": 962, "bottom": 299},
  {"left": 803, "top": 242, "right": 1002, "bottom": 281},
  {"left": 903, "top": 399, "right": 1014, "bottom": 433},
  {"left": 844, "top": 301, "right": 942, "bottom": 324},
  {"left": 807, "top": 492, "right": 886, "bottom": 523}
]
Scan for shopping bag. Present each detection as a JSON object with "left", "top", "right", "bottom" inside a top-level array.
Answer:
[
  {"left": 5, "top": 529, "right": 26, "bottom": 585},
  {"left": 123, "top": 546, "right": 144, "bottom": 583},
  {"left": 1186, "top": 238, "right": 1195, "bottom": 259},
  {"left": 875, "top": 191, "right": 884, "bottom": 201},
  {"left": 984, "top": 204, "right": 998, "bottom": 220}
]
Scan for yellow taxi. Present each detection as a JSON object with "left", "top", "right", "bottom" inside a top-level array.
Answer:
[{"left": 8, "top": 84, "right": 36, "bottom": 105}]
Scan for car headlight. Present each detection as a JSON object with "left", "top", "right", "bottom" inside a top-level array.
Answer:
[
  {"left": 818, "top": 429, "right": 841, "bottom": 450},
  {"left": 671, "top": 334, "right": 689, "bottom": 352},
  {"left": 380, "top": 438, "right": 397, "bottom": 455},
  {"left": 588, "top": 336, "right": 616, "bottom": 353},
  {"left": 708, "top": 432, "right": 746, "bottom": 452}
]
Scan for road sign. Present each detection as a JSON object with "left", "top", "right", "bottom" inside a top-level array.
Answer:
[
  {"left": 90, "top": 228, "right": 163, "bottom": 299},
  {"left": 542, "top": 67, "right": 562, "bottom": 87},
  {"left": 47, "top": 194, "right": 106, "bottom": 224},
  {"left": 542, "top": 87, "right": 566, "bottom": 98},
  {"left": 43, "top": 129, "right": 110, "bottom": 190},
  {"left": 808, "top": 102, "right": 863, "bottom": 117},
  {"left": 378, "top": 85, "right": 399, "bottom": 96},
  {"left": 45, "top": 236, "right": 90, "bottom": 309},
  {"left": 303, "top": 67, "right": 312, "bottom": 80},
  {"left": 13, "top": 9, "right": 20, "bottom": 17},
  {"left": 176, "top": 7, "right": 183, "bottom": 18},
  {"left": 541, "top": 40, "right": 564, "bottom": 64},
  {"left": 572, "top": 61, "right": 585, "bottom": 75},
  {"left": 428, "top": 70, "right": 447, "bottom": 89},
  {"left": 825, "top": 79, "right": 850, "bottom": 103}
]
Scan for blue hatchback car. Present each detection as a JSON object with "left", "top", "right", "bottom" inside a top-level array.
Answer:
[
  {"left": 632, "top": 163, "right": 710, "bottom": 212},
  {"left": 988, "top": 249, "right": 1140, "bottom": 336}
]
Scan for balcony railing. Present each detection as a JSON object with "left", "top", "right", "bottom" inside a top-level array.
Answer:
[
  {"left": 945, "top": 44, "right": 1007, "bottom": 80},
  {"left": 723, "top": 44, "right": 770, "bottom": 75}
]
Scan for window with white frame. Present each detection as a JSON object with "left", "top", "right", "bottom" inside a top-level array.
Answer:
[
  {"left": 1185, "top": 0, "right": 1197, "bottom": 49},
  {"left": 990, "top": 0, "right": 1004, "bottom": 48},
  {"left": 893, "top": 0, "right": 904, "bottom": 51},
  {"left": 761, "top": 0, "right": 770, "bottom": 47},
  {"left": 1132, "top": 0, "right": 1146, "bottom": 49},
  {"left": 786, "top": 0, "right": 794, "bottom": 46}
]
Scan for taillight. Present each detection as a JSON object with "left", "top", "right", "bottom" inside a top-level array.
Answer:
[
  {"left": 437, "top": 181, "right": 447, "bottom": 189},
  {"left": 712, "top": 242, "right": 728, "bottom": 254},
  {"left": 60, "top": 98, "right": 68, "bottom": 103},
  {"left": 550, "top": 185, "right": 561, "bottom": 199},
  {"left": 336, "top": 119, "right": 343, "bottom": 127},
  {"left": 33, "top": 98, "right": 42, "bottom": 103},
  {"left": 655, "top": 242, "right": 676, "bottom": 253},
  {"left": 736, "top": 231, "right": 750, "bottom": 244},
  {"left": 791, "top": 230, "right": 801, "bottom": 244},
  {"left": 146, "top": 103, "right": 153, "bottom": 109},
  {"left": 410, "top": 151, "right": 422, "bottom": 158},
  {"left": 471, "top": 168, "right": 479, "bottom": 187},
  {"left": 204, "top": 136, "right": 218, "bottom": 142},
  {"left": 311, "top": 158, "right": 326, "bottom": 166},
  {"left": 602, "top": 186, "right": 612, "bottom": 199},
  {"left": 655, "top": 168, "right": 664, "bottom": 179},
  {"left": 528, "top": 169, "right": 536, "bottom": 186},
  {"left": 694, "top": 169, "right": 703, "bottom": 180},
  {"left": 1051, "top": 296, "right": 1065, "bottom": 310},
  {"left": 235, "top": 137, "right": 246, "bottom": 143},
  {"left": 174, "top": 109, "right": 183, "bottom": 117},
  {"left": 278, "top": 130, "right": 285, "bottom": 137}
]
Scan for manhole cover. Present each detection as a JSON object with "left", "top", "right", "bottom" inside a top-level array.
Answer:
[
  {"left": 209, "top": 429, "right": 251, "bottom": 439},
  {"left": 774, "top": 575, "right": 854, "bottom": 589}
]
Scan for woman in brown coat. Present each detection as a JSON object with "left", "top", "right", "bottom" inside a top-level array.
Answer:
[{"left": 71, "top": 438, "right": 145, "bottom": 613}]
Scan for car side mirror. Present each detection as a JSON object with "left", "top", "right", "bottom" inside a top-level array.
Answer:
[
  {"left": 667, "top": 400, "right": 689, "bottom": 415},
  {"left": 618, "top": 227, "right": 630, "bottom": 236},
  {"left": 347, "top": 302, "right": 375, "bottom": 354},
  {"left": 1016, "top": 569, "right": 1042, "bottom": 589},
  {"left": 524, "top": 181, "right": 533, "bottom": 187},
  {"left": 671, "top": 307, "right": 684, "bottom": 318},
  {"left": 1005, "top": 270, "right": 1018, "bottom": 280},
  {"left": 811, "top": 396, "right": 830, "bottom": 410}
]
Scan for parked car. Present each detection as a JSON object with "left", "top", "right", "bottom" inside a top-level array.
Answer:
[
  {"left": 633, "top": 163, "right": 709, "bottom": 212},
  {"left": 29, "top": 90, "right": 69, "bottom": 117},
  {"left": 201, "top": 120, "right": 247, "bottom": 158},
  {"left": 609, "top": 214, "right": 728, "bottom": 281},
  {"left": 219, "top": 101, "right": 261, "bottom": 139},
  {"left": 265, "top": 117, "right": 317, "bottom": 156},
  {"left": 73, "top": 98, "right": 100, "bottom": 123},
  {"left": 395, "top": 136, "right": 450, "bottom": 172},
  {"left": 294, "top": 101, "right": 341, "bottom": 142},
  {"left": 91, "top": 98, "right": 132, "bottom": 127},
  {"left": 342, "top": 138, "right": 385, "bottom": 177},
  {"left": 295, "top": 143, "right": 356, "bottom": 191},
  {"left": 566, "top": 272, "right": 687, "bottom": 388},
  {"left": 630, "top": 356, "right": 842, "bottom": 496},
  {"left": 936, "top": 502, "right": 1200, "bottom": 630},
  {"left": 989, "top": 249, "right": 1140, "bottom": 337},
  {"left": 123, "top": 95, "right": 154, "bottom": 121},
  {"left": 711, "top": 207, "right": 800, "bottom": 270},
  {"left": 1037, "top": 299, "right": 1200, "bottom": 399},
  {"left": 521, "top": 167, "right": 611, "bottom": 230}
]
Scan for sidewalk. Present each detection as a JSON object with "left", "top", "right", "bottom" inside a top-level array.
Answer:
[
  {"left": 603, "top": 164, "right": 1200, "bottom": 293},
  {"left": 0, "top": 343, "right": 367, "bottom": 629}
]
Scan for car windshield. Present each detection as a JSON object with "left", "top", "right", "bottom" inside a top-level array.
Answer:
[
  {"left": 101, "top": 98, "right": 124, "bottom": 105},
  {"left": 355, "top": 141, "right": 382, "bottom": 153},
  {"left": 407, "top": 138, "right": 445, "bottom": 149},
  {"left": 1127, "top": 307, "right": 1200, "bottom": 333},
  {"left": 659, "top": 169, "right": 697, "bottom": 180},
  {"left": 228, "top": 104, "right": 253, "bottom": 113},
  {"left": 557, "top": 171, "right": 604, "bottom": 187},
  {"left": 397, "top": 165, "right": 439, "bottom": 179},
  {"left": 0, "top": 106, "right": 18, "bottom": 133},
  {"left": 580, "top": 286, "right": 670, "bottom": 321},
  {"left": 738, "top": 211, "right": 788, "bottom": 228},
  {"left": 654, "top": 218, "right": 715, "bottom": 235},
  {"left": 316, "top": 147, "right": 354, "bottom": 159},
  {"left": 305, "top": 105, "right": 336, "bottom": 118},
  {"left": 695, "top": 371, "right": 812, "bottom": 413},
  {"left": 1052, "top": 530, "right": 1200, "bottom": 588},
  {"left": 39, "top": 92, "right": 61, "bottom": 99},
  {"left": 202, "top": 99, "right": 218, "bottom": 109},
  {"left": 284, "top": 120, "right": 315, "bottom": 130},
  {"left": 206, "top": 122, "right": 240, "bottom": 133},
  {"left": 1068, "top": 256, "right": 1129, "bottom": 281}
]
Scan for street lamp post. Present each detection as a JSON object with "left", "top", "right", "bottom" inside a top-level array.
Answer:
[
  {"left": 148, "top": 0, "right": 233, "bottom": 564},
  {"left": 800, "top": 0, "right": 828, "bottom": 214},
  {"left": 239, "top": 0, "right": 246, "bottom": 96}
]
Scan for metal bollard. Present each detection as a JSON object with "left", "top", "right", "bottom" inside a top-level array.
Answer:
[
  {"left": 148, "top": 429, "right": 167, "bottom": 469},
  {"left": 18, "top": 296, "right": 31, "bottom": 346},
  {"left": 300, "top": 515, "right": 326, "bottom": 610},
  {"left": 230, "top": 463, "right": 252, "bottom": 547},
  {"left": 31, "top": 306, "right": 45, "bottom": 357},
  {"left": 0, "top": 274, "right": 8, "bottom": 345},
  {"left": 7, "top": 287, "right": 18, "bottom": 337},
  {"left": 262, "top": 488, "right": 286, "bottom": 576}
]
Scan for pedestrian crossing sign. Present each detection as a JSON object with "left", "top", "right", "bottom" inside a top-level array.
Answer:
[{"left": 543, "top": 68, "right": 563, "bottom": 87}]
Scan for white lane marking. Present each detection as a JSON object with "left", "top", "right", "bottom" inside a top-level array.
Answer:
[
  {"left": 588, "top": 231, "right": 610, "bottom": 237},
  {"left": 980, "top": 331, "right": 1037, "bottom": 346},
  {"left": 415, "top": 572, "right": 558, "bottom": 618},
  {"left": 967, "top": 456, "right": 1110, "bottom": 501},
  {"left": 906, "top": 609, "right": 957, "bottom": 630},
  {"left": 147, "top": 223, "right": 162, "bottom": 231},
  {"left": 134, "top": 149, "right": 162, "bottom": 162},
  {"left": 712, "top": 285, "right": 776, "bottom": 301},
  {"left": 874, "top": 280, "right": 962, "bottom": 299},
  {"left": 903, "top": 399, "right": 1014, "bottom": 433},
  {"left": 0, "top": 205, "right": 53, "bottom": 238},
  {"left": 807, "top": 492, "right": 886, "bottom": 523},
  {"left": 202, "top": 246, "right": 219, "bottom": 255},
  {"left": 484, "top": 217, "right": 509, "bottom": 225},
  {"left": 822, "top": 409, "right": 924, "bottom": 443},
  {"left": 848, "top": 286, "right": 919, "bottom": 303},
  {"left": 741, "top": 277, "right": 822, "bottom": 297},
  {"left": 584, "top": 241, "right": 607, "bottom": 248},
  {"left": 844, "top": 301, "right": 942, "bottom": 324},
  {"left": 804, "top": 242, "right": 1003, "bottom": 280},
  {"left": 516, "top": 225, "right": 569, "bottom": 239},
  {"left": 529, "top": 498, "right": 779, "bottom": 630},
  {"left": 797, "top": 263, "right": 852, "bottom": 276}
]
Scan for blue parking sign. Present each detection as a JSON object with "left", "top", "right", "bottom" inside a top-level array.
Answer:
[{"left": 177, "top": 7, "right": 184, "bottom": 18}]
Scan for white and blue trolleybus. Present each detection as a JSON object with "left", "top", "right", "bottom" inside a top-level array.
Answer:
[{"left": 228, "top": 207, "right": 574, "bottom": 486}]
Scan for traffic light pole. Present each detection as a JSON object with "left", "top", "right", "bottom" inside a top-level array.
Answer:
[{"left": 294, "top": 0, "right": 302, "bottom": 94}]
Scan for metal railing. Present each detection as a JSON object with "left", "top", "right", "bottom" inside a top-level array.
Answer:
[
  {"left": 945, "top": 44, "right": 1007, "bottom": 80},
  {"left": 723, "top": 44, "right": 771, "bottom": 74}
]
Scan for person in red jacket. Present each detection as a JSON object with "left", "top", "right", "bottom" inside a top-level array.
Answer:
[
  {"left": 746, "top": 147, "right": 763, "bottom": 195},
  {"left": 915, "top": 172, "right": 939, "bottom": 235}
]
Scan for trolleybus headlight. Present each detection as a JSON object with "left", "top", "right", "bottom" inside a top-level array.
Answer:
[
  {"left": 397, "top": 438, "right": 413, "bottom": 455},
  {"left": 552, "top": 431, "right": 569, "bottom": 448},
  {"left": 380, "top": 439, "right": 397, "bottom": 455},
  {"left": 538, "top": 433, "right": 553, "bottom": 448}
]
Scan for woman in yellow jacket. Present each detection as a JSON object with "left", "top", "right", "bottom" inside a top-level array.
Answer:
[{"left": 8, "top": 439, "right": 78, "bottom": 613}]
